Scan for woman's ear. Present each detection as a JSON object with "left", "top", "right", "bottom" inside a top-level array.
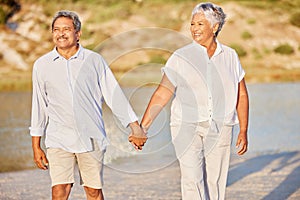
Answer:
[{"left": 213, "top": 23, "right": 219, "bottom": 35}]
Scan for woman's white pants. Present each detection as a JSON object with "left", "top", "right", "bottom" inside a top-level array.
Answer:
[{"left": 170, "top": 121, "right": 233, "bottom": 200}]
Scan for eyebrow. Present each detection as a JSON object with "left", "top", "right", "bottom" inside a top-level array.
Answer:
[
  {"left": 191, "top": 20, "right": 205, "bottom": 23},
  {"left": 53, "top": 25, "right": 74, "bottom": 29}
]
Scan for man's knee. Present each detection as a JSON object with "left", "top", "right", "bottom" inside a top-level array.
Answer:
[
  {"left": 52, "top": 184, "right": 72, "bottom": 200},
  {"left": 84, "top": 186, "right": 103, "bottom": 199}
]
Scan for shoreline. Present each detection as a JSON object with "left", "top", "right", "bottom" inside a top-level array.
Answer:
[
  {"left": 0, "top": 69, "right": 300, "bottom": 92},
  {"left": 1, "top": 150, "right": 300, "bottom": 200}
]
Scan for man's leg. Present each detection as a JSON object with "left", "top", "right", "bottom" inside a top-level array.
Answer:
[
  {"left": 47, "top": 148, "right": 76, "bottom": 200},
  {"left": 52, "top": 184, "right": 72, "bottom": 200},
  {"left": 205, "top": 125, "right": 233, "bottom": 200},
  {"left": 83, "top": 187, "right": 104, "bottom": 200},
  {"left": 77, "top": 139, "right": 105, "bottom": 200}
]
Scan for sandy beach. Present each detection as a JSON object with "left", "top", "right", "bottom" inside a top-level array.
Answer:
[
  {"left": 1, "top": 84, "right": 300, "bottom": 199},
  {"left": 0, "top": 151, "right": 300, "bottom": 200}
]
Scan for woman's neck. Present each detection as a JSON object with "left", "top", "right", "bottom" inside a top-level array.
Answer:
[{"left": 205, "top": 38, "right": 217, "bottom": 58}]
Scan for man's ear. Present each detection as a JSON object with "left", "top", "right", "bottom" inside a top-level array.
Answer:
[{"left": 76, "top": 30, "right": 82, "bottom": 40}]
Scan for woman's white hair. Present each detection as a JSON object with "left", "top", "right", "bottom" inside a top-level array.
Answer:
[{"left": 192, "top": 2, "right": 226, "bottom": 37}]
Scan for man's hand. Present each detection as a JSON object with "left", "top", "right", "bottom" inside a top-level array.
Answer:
[
  {"left": 33, "top": 147, "right": 49, "bottom": 170},
  {"left": 236, "top": 131, "right": 248, "bottom": 155},
  {"left": 32, "top": 136, "right": 48, "bottom": 170},
  {"left": 128, "top": 122, "right": 147, "bottom": 150}
]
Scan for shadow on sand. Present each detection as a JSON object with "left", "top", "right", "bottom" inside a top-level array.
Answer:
[{"left": 228, "top": 151, "right": 300, "bottom": 200}]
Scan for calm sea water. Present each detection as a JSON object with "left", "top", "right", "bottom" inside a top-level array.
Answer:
[{"left": 0, "top": 83, "right": 299, "bottom": 172}]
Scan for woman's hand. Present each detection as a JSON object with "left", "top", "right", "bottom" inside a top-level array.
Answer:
[
  {"left": 236, "top": 131, "right": 248, "bottom": 155},
  {"left": 128, "top": 122, "right": 148, "bottom": 150}
]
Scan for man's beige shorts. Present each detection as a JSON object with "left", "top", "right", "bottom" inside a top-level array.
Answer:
[{"left": 47, "top": 140, "right": 105, "bottom": 189}]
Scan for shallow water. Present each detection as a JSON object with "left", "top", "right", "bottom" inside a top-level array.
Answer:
[
  {"left": 0, "top": 83, "right": 299, "bottom": 172},
  {"left": 246, "top": 83, "right": 300, "bottom": 152}
]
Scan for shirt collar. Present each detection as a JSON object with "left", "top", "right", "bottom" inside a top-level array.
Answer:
[
  {"left": 192, "top": 39, "right": 224, "bottom": 57},
  {"left": 213, "top": 39, "right": 223, "bottom": 57},
  {"left": 51, "top": 44, "right": 84, "bottom": 61}
]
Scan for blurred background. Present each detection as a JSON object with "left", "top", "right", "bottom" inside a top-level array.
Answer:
[
  {"left": 0, "top": 0, "right": 299, "bottom": 173},
  {"left": 0, "top": 0, "right": 299, "bottom": 89}
]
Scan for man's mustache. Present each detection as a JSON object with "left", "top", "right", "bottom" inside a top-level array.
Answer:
[{"left": 56, "top": 36, "right": 68, "bottom": 40}]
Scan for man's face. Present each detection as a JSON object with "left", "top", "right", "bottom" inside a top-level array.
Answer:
[{"left": 52, "top": 17, "right": 81, "bottom": 50}]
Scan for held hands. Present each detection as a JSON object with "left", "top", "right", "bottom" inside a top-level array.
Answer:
[{"left": 128, "top": 123, "right": 148, "bottom": 150}]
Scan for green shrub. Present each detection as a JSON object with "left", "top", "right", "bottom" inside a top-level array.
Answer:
[
  {"left": 290, "top": 12, "right": 300, "bottom": 28},
  {"left": 241, "top": 31, "right": 253, "bottom": 40},
  {"left": 252, "top": 48, "right": 262, "bottom": 59},
  {"left": 247, "top": 18, "right": 256, "bottom": 25},
  {"left": 0, "top": 0, "right": 21, "bottom": 24},
  {"left": 150, "top": 55, "right": 167, "bottom": 64},
  {"left": 274, "top": 43, "right": 294, "bottom": 55},
  {"left": 0, "top": 7, "right": 5, "bottom": 24},
  {"left": 230, "top": 44, "right": 247, "bottom": 57},
  {"left": 263, "top": 47, "right": 271, "bottom": 55}
]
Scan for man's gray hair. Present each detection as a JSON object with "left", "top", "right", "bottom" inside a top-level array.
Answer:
[
  {"left": 51, "top": 10, "right": 81, "bottom": 32},
  {"left": 192, "top": 2, "right": 226, "bottom": 37}
]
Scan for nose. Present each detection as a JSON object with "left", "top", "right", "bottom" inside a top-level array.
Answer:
[
  {"left": 59, "top": 32, "right": 65, "bottom": 37},
  {"left": 58, "top": 29, "right": 66, "bottom": 36},
  {"left": 190, "top": 25, "right": 197, "bottom": 33},
  {"left": 191, "top": 24, "right": 199, "bottom": 31}
]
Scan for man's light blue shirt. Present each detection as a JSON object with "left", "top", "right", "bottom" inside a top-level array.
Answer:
[{"left": 30, "top": 45, "right": 138, "bottom": 153}]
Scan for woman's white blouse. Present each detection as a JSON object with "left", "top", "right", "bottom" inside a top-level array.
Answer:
[{"left": 162, "top": 40, "right": 245, "bottom": 126}]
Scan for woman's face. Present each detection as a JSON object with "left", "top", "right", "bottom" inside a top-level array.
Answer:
[{"left": 190, "top": 12, "right": 216, "bottom": 46}]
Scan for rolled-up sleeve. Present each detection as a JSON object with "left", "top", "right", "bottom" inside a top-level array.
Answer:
[
  {"left": 29, "top": 64, "right": 48, "bottom": 136},
  {"left": 161, "top": 53, "right": 179, "bottom": 87},
  {"left": 234, "top": 51, "right": 245, "bottom": 82}
]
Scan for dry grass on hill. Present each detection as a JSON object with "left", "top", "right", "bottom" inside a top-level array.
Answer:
[{"left": 0, "top": 0, "right": 299, "bottom": 91}]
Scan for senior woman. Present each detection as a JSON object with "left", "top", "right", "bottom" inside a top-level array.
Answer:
[{"left": 139, "top": 2, "right": 249, "bottom": 200}]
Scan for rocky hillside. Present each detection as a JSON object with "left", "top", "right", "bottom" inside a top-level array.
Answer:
[{"left": 0, "top": 0, "right": 299, "bottom": 90}]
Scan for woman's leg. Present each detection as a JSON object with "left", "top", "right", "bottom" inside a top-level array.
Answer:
[
  {"left": 204, "top": 125, "right": 233, "bottom": 200},
  {"left": 171, "top": 122, "right": 209, "bottom": 200}
]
